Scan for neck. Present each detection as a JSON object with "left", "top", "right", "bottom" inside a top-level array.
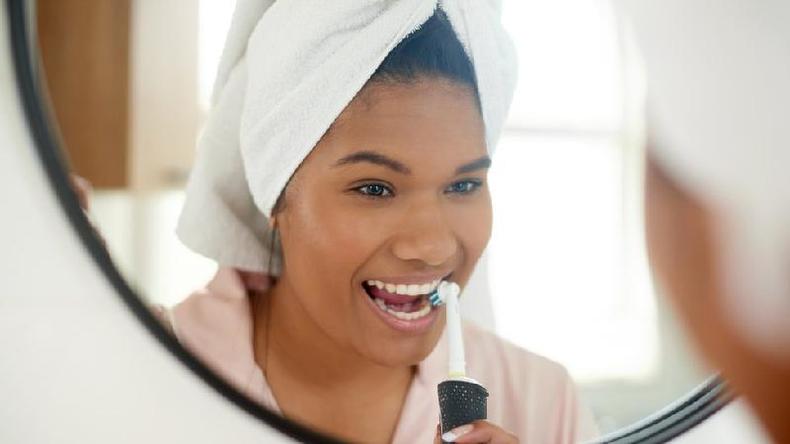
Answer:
[{"left": 252, "top": 275, "right": 414, "bottom": 442}]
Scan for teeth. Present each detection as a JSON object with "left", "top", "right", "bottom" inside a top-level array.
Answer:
[
  {"left": 367, "top": 279, "right": 443, "bottom": 297},
  {"left": 372, "top": 297, "right": 432, "bottom": 321}
]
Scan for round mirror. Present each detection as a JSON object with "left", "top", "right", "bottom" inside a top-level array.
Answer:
[{"left": 8, "top": 0, "right": 732, "bottom": 442}]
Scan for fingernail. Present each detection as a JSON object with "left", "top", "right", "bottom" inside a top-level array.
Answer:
[{"left": 441, "top": 424, "right": 474, "bottom": 442}]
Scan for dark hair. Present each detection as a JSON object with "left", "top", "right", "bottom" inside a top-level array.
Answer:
[{"left": 370, "top": 8, "right": 480, "bottom": 107}]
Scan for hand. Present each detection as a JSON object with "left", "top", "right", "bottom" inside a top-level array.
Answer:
[
  {"left": 70, "top": 174, "right": 93, "bottom": 211},
  {"left": 70, "top": 174, "right": 108, "bottom": 247},
  {"left": 238, "top": 270, "right": 274, "bottom": 294},
  {"left": 434, "top": 420, "right": 518, "bottom": 444}
]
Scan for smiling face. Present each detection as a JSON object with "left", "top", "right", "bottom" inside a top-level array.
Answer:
[{"left": 272, "top": 78, "right": 490, "bottom": 366}]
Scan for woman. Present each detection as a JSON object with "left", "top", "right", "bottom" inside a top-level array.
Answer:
[
  {"left": 619, "top": 0, "right": 790, "bottom": 441},
  {"left": 168, "top": 5, "right": 597, "bottom": 444}
]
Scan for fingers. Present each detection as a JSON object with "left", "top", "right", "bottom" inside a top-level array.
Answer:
[
  {"left": 70, "top": 175, "right": 92, "bottom": 211},
  {"left": 434, "top": 422, "right": 442, "bottom": 444},
  {"left": 445, "top": 420, "right": 518, "bottom": 444},
  {"left": 237, "top": 270, "right": 273, "bottom": 293},
  {"left": 69, "top": 174, "right": 108, "bottom": 246}
]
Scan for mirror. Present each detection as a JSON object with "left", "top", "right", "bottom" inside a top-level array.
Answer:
[{"left": 23, "top": 0, "right": 728, "bottom": 442}]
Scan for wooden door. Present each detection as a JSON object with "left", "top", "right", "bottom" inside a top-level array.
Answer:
[{"left": 37, "top": 0, "right": 131, "bottom": 188}]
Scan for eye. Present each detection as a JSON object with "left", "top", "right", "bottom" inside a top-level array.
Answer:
[
  {"left": 445, "top": 179, "right": 483, "bottom": 195},
  {"left": 354, "top": 182, "right": 394, "bottom": 198}
]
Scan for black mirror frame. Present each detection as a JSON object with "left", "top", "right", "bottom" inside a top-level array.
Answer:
[{"left": 5, "top": 0, "right": 734, "bottom": 442}]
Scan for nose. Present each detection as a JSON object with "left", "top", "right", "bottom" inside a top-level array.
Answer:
[{"left": 390, "top": 200, "right": 459, "bottom": 267}]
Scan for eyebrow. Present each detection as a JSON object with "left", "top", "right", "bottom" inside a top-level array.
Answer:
[
  {"left": 456, "top": 155, "right": 492, "bottom": 175},
  {"left": 334, "top": 151, "right": 411, "bottom": 174},
  {"left": 333, "top": 151, "right": 492, "bottom": 176}
]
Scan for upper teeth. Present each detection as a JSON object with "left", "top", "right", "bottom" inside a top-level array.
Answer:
[{"left": 366, "top": 279, "right": 441, "bottom": 296}]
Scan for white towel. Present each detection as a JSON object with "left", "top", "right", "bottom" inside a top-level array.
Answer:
[{"left": 177, "top": 0, "right": 517, "bottom": 273}]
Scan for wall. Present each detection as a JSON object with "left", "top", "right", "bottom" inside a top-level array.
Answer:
[
  {"left": 129, "top": 0, "right": 200, "bottom": 190},
  {"left": 0, "top": 7, "right": 293, "bottom": 441}
]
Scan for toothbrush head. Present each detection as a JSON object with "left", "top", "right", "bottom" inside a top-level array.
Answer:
[
  {"left": 428, "top": 290, "right": 443, "bottom": 307},
  {"left": 429, "top": 281, "right": 460, "bottom": 307}
]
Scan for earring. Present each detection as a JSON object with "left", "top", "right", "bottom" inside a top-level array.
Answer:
[{"left": 267, "top": 219, "right": 278, "bottom": 275}]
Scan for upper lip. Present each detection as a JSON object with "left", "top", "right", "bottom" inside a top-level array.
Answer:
[{"left": 363, "top": 272, "right": 454, "bottom": 286}]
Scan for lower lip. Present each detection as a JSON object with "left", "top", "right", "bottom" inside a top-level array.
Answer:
[{"left": 362, "top": 287, "right": 440, "bottom": 334}]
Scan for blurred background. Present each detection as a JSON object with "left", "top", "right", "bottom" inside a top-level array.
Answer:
[{"left": 35, "top": 0, "right": 705, "bottom": 435}]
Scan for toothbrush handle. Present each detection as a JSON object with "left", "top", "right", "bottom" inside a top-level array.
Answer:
[
  {"left": 446, "top": 292, "right": 465, "bottom": 377},
  {"left": 438, "top": 379, "right": 488, "bottom": 442}
]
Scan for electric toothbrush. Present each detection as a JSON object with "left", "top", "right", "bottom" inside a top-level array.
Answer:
[{"left": 433, "top": 281, "right": 489, "bottom": 443}]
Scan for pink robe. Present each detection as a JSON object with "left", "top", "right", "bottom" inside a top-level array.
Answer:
[{"left": 160, "top": 268, "right": 598, "bottom": 443}]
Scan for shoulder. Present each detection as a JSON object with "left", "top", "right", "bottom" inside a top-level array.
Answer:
[
  {"left": 147, "top": 268, "right": 253, "bottom": 343},
  {"left": 146, "top": 269, "right": 274, "bottom": 407},
  {"left": 143, "top": 270, "right": 271, "bottom": 406},
  {"left": 149, "top": 268, "right": 264, "bottom": 399},
  {"left": 171, "top": 268, "right": 255, "bottom": 348},
  {"left": 149, "top": 303, "right": 176, "bottom": 336}
]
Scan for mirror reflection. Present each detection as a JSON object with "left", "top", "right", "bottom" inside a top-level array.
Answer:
[{"left": 36, "top": 0, "right": 708, "bottom": 441}]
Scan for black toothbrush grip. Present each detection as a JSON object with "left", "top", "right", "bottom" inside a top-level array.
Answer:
[{"left": 437, "top": 379, "right": 488, "bottom": 443}]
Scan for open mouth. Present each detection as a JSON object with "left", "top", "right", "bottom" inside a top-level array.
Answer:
[
  {"left": 361, "top": 274, "right": 452, "bottom": 326},
  {"left": 362, "top": 273, "right": 452, "bottom": 334}
]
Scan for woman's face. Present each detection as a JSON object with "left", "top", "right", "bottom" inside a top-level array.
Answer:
[{"left": 275, "top": 78, "right": 490, "bottom": 367}]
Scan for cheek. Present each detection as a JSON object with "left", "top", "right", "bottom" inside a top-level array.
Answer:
[
  {"left": 645, "top": 164, "right": 734, "bottom": 365},
  {"left": 276, "top": 196, "right": 384, "bottom": 344},
  {"left": 281, "top": 188, "right": 493, "bottom": 284},
  {"left": 646, "top": 166, "right": 715, "bottom": 310},
  {"left": 453, "top": 192, "right": 493, "bottom": 256},
  {"left": 279, "top": 192, "right": 386, "bottom": 295}
]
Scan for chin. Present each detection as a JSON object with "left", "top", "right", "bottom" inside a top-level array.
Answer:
[{"left": 364, "top": 325, "right": 444, "bottom": 368}]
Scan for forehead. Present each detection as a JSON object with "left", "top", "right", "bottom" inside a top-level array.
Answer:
[{"left": 310, "top": 79, "right": 486, "bottom": 165}]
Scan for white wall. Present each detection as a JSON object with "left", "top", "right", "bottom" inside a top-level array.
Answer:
[
  {"left": 129, "top": 0, "right": 201, "bottom": 190},
  {"left": 0, "top": 7, "right": 292, "bottom": 441}
]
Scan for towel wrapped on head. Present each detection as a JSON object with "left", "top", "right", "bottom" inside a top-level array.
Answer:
[
  {"left": 177, "top": 0, "right": 517, "bottom": 274},
  {"left": 617, "top": 0, "right": 790, "bottom": 358}
]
